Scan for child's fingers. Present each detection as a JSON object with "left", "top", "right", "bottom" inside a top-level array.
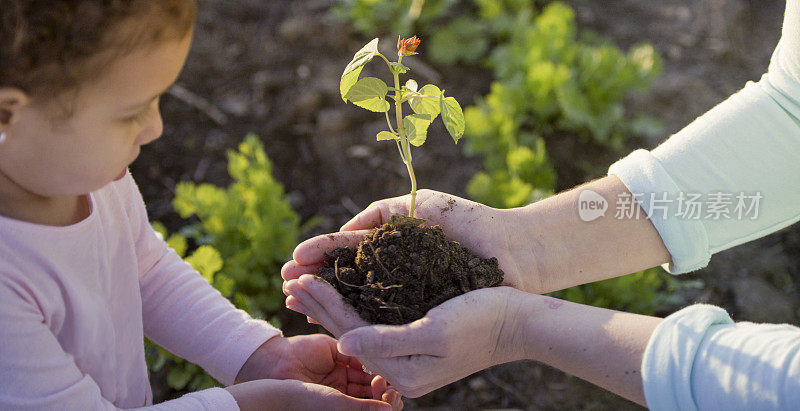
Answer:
[
  {"left": 281, "top": 259, "right": 322, "bottom": 281},
  {"left": 345, "top": 365, "right": 376, "bottom": 386},
  {"left": 386, "top": 389, "right": 403, "bottom": 410},
  {"left": 371, "top": 375, "right": 388, "bottom": 400},
  {"left": 324, "top": 388, "right": 392, "bottom": 411},
  {"left": 333, "top": 343, "right": 364, "bottom": 369},
  {"left": 371, "top": 377, "right": 404, "bottom": 410},
  {"left": 346, "top": 381, "right": 374, "bottom": 399},
  {"left": 292, "top": 231, "right": 372, "bottom": 265}
]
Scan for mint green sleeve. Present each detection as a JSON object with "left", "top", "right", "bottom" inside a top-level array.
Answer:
[
  {"left": 642, "top": 304, "right": 800, "bottom": 410},
  {"left": 608, "top": 0, "right": 800, "bottom": 274}
]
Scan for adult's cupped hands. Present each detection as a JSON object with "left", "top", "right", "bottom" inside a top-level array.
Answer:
[
  {"left": 282, "top": 273, "right": 528, "bottom": 398},
  {"left": 282, "top": 189, "right": 541, "bottom": 294}
]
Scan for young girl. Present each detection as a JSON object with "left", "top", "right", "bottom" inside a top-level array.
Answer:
[{"left": 0, "top": 1, "right": 399, "bottom": 409}]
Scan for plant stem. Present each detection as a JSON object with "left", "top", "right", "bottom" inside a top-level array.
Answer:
[{"left": 393, "top": 58, "right": 418, "bottom": 218}]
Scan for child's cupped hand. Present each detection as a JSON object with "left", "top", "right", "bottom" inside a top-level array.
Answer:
[
  {"left": 224, "top": 377, "right": 399, "bottom": 411},
  {"left": 234, "top": 334, "right": 402, "bottom": 409}
]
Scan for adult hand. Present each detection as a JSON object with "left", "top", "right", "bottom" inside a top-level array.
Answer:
[
  {"left": 224, "top": 378, "right": 399, "bottom": 411},
  {"left": 235, "top": 334, "right": 402, "bottom": 407},
  {"left": 283, "top": 274, "right": 527, "bottom": 398},
  {"left": 282, "top": 189, "right": 541, "bottom": 294}
]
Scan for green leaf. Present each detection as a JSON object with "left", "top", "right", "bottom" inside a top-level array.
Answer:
[
  {"left": 214, "top": 273, "right": 236, "bottom": 296},
  {"left": 405, "top": 79, "right": 418, "bottom": 92},
  {"left": 167, "top": 367, "right": 193, "bottom": 390},
  {"left": 410, "top": 84, "right": 442, "bottom": 118},
  {"left": 341, "top": 69, "right": 364, "bottom": 102},
  {"left": 186, "top": 245, "right": 223, "bottom": 282},
  {"left": 429, "top": 17, "right": 489, "bottom": 65},
  {"left": 341, "top": 38, "right": 380, "bottom": 101},
  {"left": 440, "top": 96, "right": 465, "bottom": 143},
  {"left": 403, "top": 113, "right": 432, "bottom": 146},
  {"left": 166, "top": 233, "right": 188, "bottom": 257},
  {"left": 151, "top": 222, "right": 168, "bottom": 238},
  {"left": 344, "top": 77, "right": 390, "bottom": 112},
  {"left": 377, "top": 131, "right": 398, "bottom": 141},
  {"left": 389, "top": 62, "right": 410, "bottom": 74}
]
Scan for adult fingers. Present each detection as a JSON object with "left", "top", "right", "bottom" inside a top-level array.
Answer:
[
  {"left": 284, "top": 279, "right": 343, "bottom": 336},
  {"left": 292, "top": 230, "right": 372, "bottom": 265},
  {"left": 284, "top": 295, "right": 321, "bottom": 325},
  {"left": 284, "top": 295, "right": 309, "bottom": 315},
  {"left": 337, "top": 318, "right": 443, "bottom": 358},
  {"left": 297, "top": 274, "right": 369, "bottom": 332},
  {"left": 281, "top": 259, "right": 322, "bottom": 281},
  {"left": 340, "top": 197, "right": 405, "bottom": 231}
]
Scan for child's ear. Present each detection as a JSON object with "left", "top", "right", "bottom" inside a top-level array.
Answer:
[{"left": 0, "top": 88, "right": 30, "bottom": 126}]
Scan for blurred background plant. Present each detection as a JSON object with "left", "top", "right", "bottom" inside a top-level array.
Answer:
[{"left": 145, "top": 135, "right": 306, "bottom": 396}]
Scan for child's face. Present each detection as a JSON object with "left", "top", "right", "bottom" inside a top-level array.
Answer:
[{"left": 0, "top": 34, "right": 192, "bottom": 198}]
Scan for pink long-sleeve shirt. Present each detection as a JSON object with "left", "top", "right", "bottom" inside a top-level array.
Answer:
[{"left": 0, "top": 172, "right": 281, "bottom": 410}]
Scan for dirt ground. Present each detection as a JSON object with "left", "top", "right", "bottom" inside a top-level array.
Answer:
[{"left": 135, "top": 0, "right": 799, "bottom": 408}]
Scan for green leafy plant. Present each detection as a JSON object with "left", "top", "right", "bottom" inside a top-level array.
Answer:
[
  {"left": 554, "top": 268, "right": 703, "bottom": 315},
  {"left": 145, "top": 134, "right": 303, "bottom": 395},
  {"left": 465, "top": 2, "right": 662, "bottom": 208},
  {"left": 340, "top": 36, "right": 465, "bottom": 217},
  {"left": 460, "top": 3, "right": 669, "bottom": 313}
]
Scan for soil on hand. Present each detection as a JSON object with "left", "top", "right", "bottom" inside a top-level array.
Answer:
[{"left": 318, "top": 215, "right": 504, "bottom": 325}]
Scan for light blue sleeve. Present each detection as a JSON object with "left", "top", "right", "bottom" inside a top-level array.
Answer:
[
  {"left": 642, "top": 304, "right": 800, "bottom": 410},
  {"left": 608, "top": 0, "right": 800, "bottom": 274}
]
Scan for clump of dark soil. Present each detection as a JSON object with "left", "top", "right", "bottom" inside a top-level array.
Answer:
[{"left": 318, "top": 214, "right": 504, "bottom": 325}]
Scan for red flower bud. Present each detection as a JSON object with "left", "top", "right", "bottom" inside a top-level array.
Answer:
[{"left": 397, "top": 35, "right": 421, "bottom": 57}]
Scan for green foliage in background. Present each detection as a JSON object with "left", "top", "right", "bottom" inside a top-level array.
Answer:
[
  {"left": 556, "top": 268, "right": 703, "bottom": 316},
  {"left": 334, "top": 0, "right": 544, "bottom": 65},
  {"left": 460, "top": 3, "right": 669, "bottom": 312},
  {"left": 332, "top": 0, "right": 456, "bottom": 39},
  {"left": 333, "top": 0, "right": 685, "bottom": 314},
  {"left": 465, "top": 2, "right": 663, "bottom": 208},
  {"left": 171, "top": 134, "right": 301, "bottom": 320},
  {"left": 145, "top": 134, "right": 302, "bottom": 393}
]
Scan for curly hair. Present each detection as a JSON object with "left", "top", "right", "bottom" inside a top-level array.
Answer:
[{"left": 0, "top": 0, "right": 197, "bottom": 105}]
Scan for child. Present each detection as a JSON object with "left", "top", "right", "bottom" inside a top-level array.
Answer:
[{"left": 0, "top": 1, "right": 399, "bottom": 409}]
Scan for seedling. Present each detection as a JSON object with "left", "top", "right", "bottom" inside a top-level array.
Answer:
[{"left": 340, "top": 36, "right": 465, "bottom": 218}]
